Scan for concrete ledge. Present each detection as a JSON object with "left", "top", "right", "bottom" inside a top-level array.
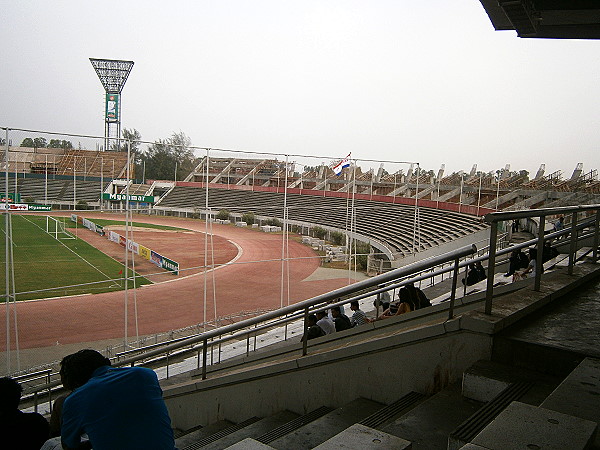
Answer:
[
  {"left": 225, "top": 437, "right": 274, "bottom": 449},
  {"left": 313, "top": 423, "right": 412, "bottom": 449},
  {"left": 472, "top": 401, "right": 597, "bottom": 450}
]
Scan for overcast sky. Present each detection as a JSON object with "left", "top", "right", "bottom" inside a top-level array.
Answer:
[{"left": 1, "top": 0, "right": 598, "bottom": 178}]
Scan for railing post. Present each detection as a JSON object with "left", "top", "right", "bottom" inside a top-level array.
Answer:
[
  {"left": 593, "top": 210, "right": 599, "bottom": 263},
  {"left": 302, "top": 307, "right": 309, "bottom": 356},
  {"left": 166, "top": 351, "right": 170, "bottom": 379},
  {"left": 448, "top": 257, "right": 460, "bottom": 320},
  {"left": 569, "top": 211, "right": 579, "bottom": 275},
  {"left": 485, "top": 221, "right": 498, "bottom": 315},
  {"left": 462, "top": 264, "right": 468, "bottom": 297},
  {"left": 534, "top": 215, "right": 545, "bottom": 292},
  {"left": 202, "top": 339, "right": 208, "bottom": 380}
]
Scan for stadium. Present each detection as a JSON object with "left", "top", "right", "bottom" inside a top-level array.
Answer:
[{"left": 2, "top": 2, "right": 600, "bottom": 449}]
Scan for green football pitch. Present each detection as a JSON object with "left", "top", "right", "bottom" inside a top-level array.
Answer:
[{"left": 0, "top": 214, "right": 152, "bottom": 301}]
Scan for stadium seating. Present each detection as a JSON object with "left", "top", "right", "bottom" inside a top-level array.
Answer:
[{"left": 157, "top": 186, "right": 488, "bottom": 256}]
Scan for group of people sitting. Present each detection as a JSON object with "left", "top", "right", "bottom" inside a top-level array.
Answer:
[
  {"left": 505, "top": 242, "right": 559, "bottom": 281},
  {"left": 1, "top": 349, "right": 176, "bottom": 450},
  {"left": 375, "top": 283, "right": 431, "bottom": 320},
  {"left": 304, "top": 301, "right": 368, "bottom": 340}
]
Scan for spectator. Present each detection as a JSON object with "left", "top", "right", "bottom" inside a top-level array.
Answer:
[
  {"left": 505, "top": 249, "right": 529, "bottom": 277},
  {"left": 475, "top": 261, "right": 487, "bottom": 282},
  {"left": 331, "top": 306, "right": 352, "bottom": 332},
  {"left": 315, "top": 310, "right": 336, "bottom": 334},
  {"left": 554, "top": 215, "right": 564, "bottom": 232},
  {"left": 378, "top": 289, "right": 413, "bottom": 320},
  {"left": 520, "top": 248, "right": 542, "bottom": 279},
  {"left": 58, "top": 349, "right": 175, "bottom": 450},
  {"left": 542, "top": 240, "right": 559, "bottom": 263},
  {"left": 462, "top": 263, "right": 480, "bottom": 286},
  {"left": 373, "top": 287, "right": 390, "bottom": 313},
  {"left": 349, "top": 300, "right": 369, "bottom": 327},
  {"left": 404, "top": 282, "right": 430, "bottom": 309},
  {"left": 302, "top": 314, "right": 325, "bottom": 341},
  {"left": 0, "top": 376, "right": 49, "bottom": 450}
]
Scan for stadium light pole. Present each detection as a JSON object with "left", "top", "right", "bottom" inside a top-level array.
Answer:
[{"left": 89, "top": 58, "right": 134, "bottom": 153}]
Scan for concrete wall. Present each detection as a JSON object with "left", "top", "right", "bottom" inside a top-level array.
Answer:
[{"left": 163, "top": 321, "right": 491, "bottom": 430}]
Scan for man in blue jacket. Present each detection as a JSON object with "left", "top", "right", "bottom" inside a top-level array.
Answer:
[{"left": 59, "top": 349, "right": 175, "bottom": 450}]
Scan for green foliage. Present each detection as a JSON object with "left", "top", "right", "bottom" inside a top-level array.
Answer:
[
  {"left": 138, "top": 131, "right": 197, "bottom": 181},
  {"left": 75, "top": 200, "right": 89, "bottom": 210},
  {"left": 352, "top": 241, "right": 371, "bottom": 271},
  {"left": 330, "top": 231, "right": 345, "bottom": 245},
  {"left": 241, "top": 212, "right": 255, "bottom": 225},
  {"left": 313, "top": 226, "right": 327, "bottom": 240},
  {"left": 216, "top": 209, "right": 231, "bottom": 220},
  {"left": 24, "top": 196, "right": 35, "bottom": 203},
  {"left": 48, "top": 139, "right": 73, "bottom": 149},
  {"left": 21, "top": 137, "right": 50, "bottom": 148},
  {"left": 265, "top": 218, "right": 282, "bottom": 227}
]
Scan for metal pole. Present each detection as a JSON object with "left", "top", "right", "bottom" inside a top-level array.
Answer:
[
  {"left": 568, "top": 212, "right": 578, "bottom": 275},
  {"left": 45, "top": 154, "right": 48, "bottom": 204},
  {"left": 5, "top": 128, "right": 11, "bottom": 373},
  {"left": 100, "top": 156, "right": 103, "bottom": 210},
  {"left": 301, "top": 307, "right": 309, "bottom": 356},
  {"left": 534, "top": 215, "right": 545, "bottom": 292},
  {"left": 485, "top": 221, "right": 498, "bottom": 315},
  {"left": 202, "top": 339, "right": 208, "bottom": 380},
  {"left": 593, "top": 210, "right": 600, "bottom": 263},
  {"left": 73, "top": 158, "right": 76, "bottom": 210},
  {"left": 448, "top": 258, "right": 460, "bottom": 320}
]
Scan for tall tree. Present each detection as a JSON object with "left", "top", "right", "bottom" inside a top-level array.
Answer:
[{"left": 140, "top": 131, "right": 197, "bottom": 181}]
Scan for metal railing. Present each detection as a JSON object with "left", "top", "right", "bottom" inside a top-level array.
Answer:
[{"left": 18, "top": 204, "right": 600, "bottom": 413}]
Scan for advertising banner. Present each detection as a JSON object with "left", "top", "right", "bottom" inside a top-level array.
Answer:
[
  {"left": 119, "top": 235, "right": 126, "bottom": 247},
  {"left": 71, "top": 214, "right": 78, "bottom": 223},
  {"left": 139, "top": 245, "right": 151, "bottom": 260},
  {"left": 105, "top": 93, "right": 119, "bottom": 121},
  {"left": 108, "top": 231, "right": 120, "bottom": 244},
  {"left": 102, "top": 193, "right": 156, "bottom": 203},
  {"left": 127, "top": 239, "right": 139, "bottom": 254},
  {"left": 27, "top": 204, "right": 52, "bottom": 211},
  {"left": 161, "top": 257, "right": 179, "bottom": 275},
  {"left": 0, "top": 193, "right": 21, "bottom": 203},
  {"left": 150, "top": 251, "right": 163, "bottom": 267}
]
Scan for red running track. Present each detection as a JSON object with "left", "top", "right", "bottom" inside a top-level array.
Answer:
[{"left": 1, "top": 213, "right": 358, "bottom": 351}]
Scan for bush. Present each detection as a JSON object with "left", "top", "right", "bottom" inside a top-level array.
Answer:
[
  {"left": 313, "top": 226, "right": 327, "bottom": 240},
  {"left": 216, "top": 209, "right": 231, "bottom": 220},
  {"left": 330, "top": 231, "right": 345, "bottom": 245},
  {"left": 241, "top": 212, "right": 255, "bottom": 225},
  {"left": 265, "top": 218, "right": 282, "bottom": 227},
  {"left": 352, "top": 241, "right": 371, "bottom": 271},
  {"left": 24, "top": 196, "right": 35, "bottom": 203},
  {"left": 75, "top": 200, "right": 88, "bottom": 210}
]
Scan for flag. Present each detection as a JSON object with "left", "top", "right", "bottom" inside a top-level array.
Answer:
[{"left": 331, "top": 153, "right": 351, "bottom": 176}]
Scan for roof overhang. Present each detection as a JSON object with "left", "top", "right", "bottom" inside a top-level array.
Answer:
[{"left": 478, "top": 0, "right": 600, "bottom": 39}]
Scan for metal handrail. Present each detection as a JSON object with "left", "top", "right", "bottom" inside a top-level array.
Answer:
[{"left": 17, "top": 204, "right": 600, "bottom": 413}]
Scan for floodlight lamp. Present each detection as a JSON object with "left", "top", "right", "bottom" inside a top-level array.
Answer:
[{"left": 89, "top": 58, "right": 134, "bottom": 93}]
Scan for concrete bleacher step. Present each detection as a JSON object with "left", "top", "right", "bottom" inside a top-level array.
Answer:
[
  {"left": 448, "top": 381, "right": 534, "bottom": 450},
  {"left": 359, "top": 391, "right": 426, "bottom": 429},
  {"left": 468, "top": 401, "right": 597, "bottom": 450},
  {"left": 540, "top": 357, "right": 600, "bottom": 449},
  {"left": 181, "top": 417, "right": 262, "bottom": 450},
  {"left": 462, "top": 359, "right": 562, "bottom": 404},
  {"left": 255, "top": 406, "right": 334, "bottom": 446},
  {"left": 197, "top": 411, "right": 300, "bottom": 450},
  {"left": 175, "top": 420, "right": 234, "bottom": 449},
  {"left": 381, "top": 383, "right": 483, "bottom": 450},
  {"left": 266, "top": 398, "right": 386, "bottom": 450},
  {"left": 313, "top": 423, "right": 412, "bottom": 449}
]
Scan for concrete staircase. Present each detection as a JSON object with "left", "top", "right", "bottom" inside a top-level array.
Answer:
[{"left": 172, "top": 356, "right": 599, "bottom": 449}]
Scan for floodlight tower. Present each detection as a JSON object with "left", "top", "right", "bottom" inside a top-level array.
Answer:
[{"left": 89, "top": 58, "right": 134, "bottom": 152}]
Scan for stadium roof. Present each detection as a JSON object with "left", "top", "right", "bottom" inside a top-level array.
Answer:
[{"left": 478, "top": 0, "right": 600, "bottom": 39}]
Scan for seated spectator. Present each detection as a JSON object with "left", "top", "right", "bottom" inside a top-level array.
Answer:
[
  {"left": 0, "top": 376, "right": 49, "bottom": 450},
  {"left": 350, "top": 300, "right": 369, "bottom": 327},
  {"left": 519, "top": 248, "right": 542, "bottom": 279},
  {"left": 474, "top": 261, "right": 487, "bottom": 282},
  {"left": 554, "top": 215, "right": 564, "bottom": 232},
  {"left": 315, "top": 310, "right": 336, "bottom": 334},
  {"left": 505, "top": 249, "right": 529, "bottom": 277},
  {"left": 327, "top": 299, "right": 345, "bottom": 318},
  {"left": 542, "top": 240, "right": 559, "bottom": 263},
  {"left": 58, "top": 349, "right": 175, "bottom": 450},
  {"left": 372, "top": 287, "right": 390, "bottom": 312},
  {"left": 378, "top": 289, "right": 414, "bottom": 320},
  {"left": 403, "top": 282, "right": 430, "bottom": 309},
  {"left": 302, "top": 314, "right": 325, "bottom": 341},
  {"left": 331, "top": 306, "right": 352, "bottom": 331},
  {"left": 462, "top": 263, "right": 480, "bottom": 286}
]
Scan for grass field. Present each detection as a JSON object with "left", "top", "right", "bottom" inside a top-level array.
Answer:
[{"left": 0, "top": 214, "right": 152, "bottom": 301}]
